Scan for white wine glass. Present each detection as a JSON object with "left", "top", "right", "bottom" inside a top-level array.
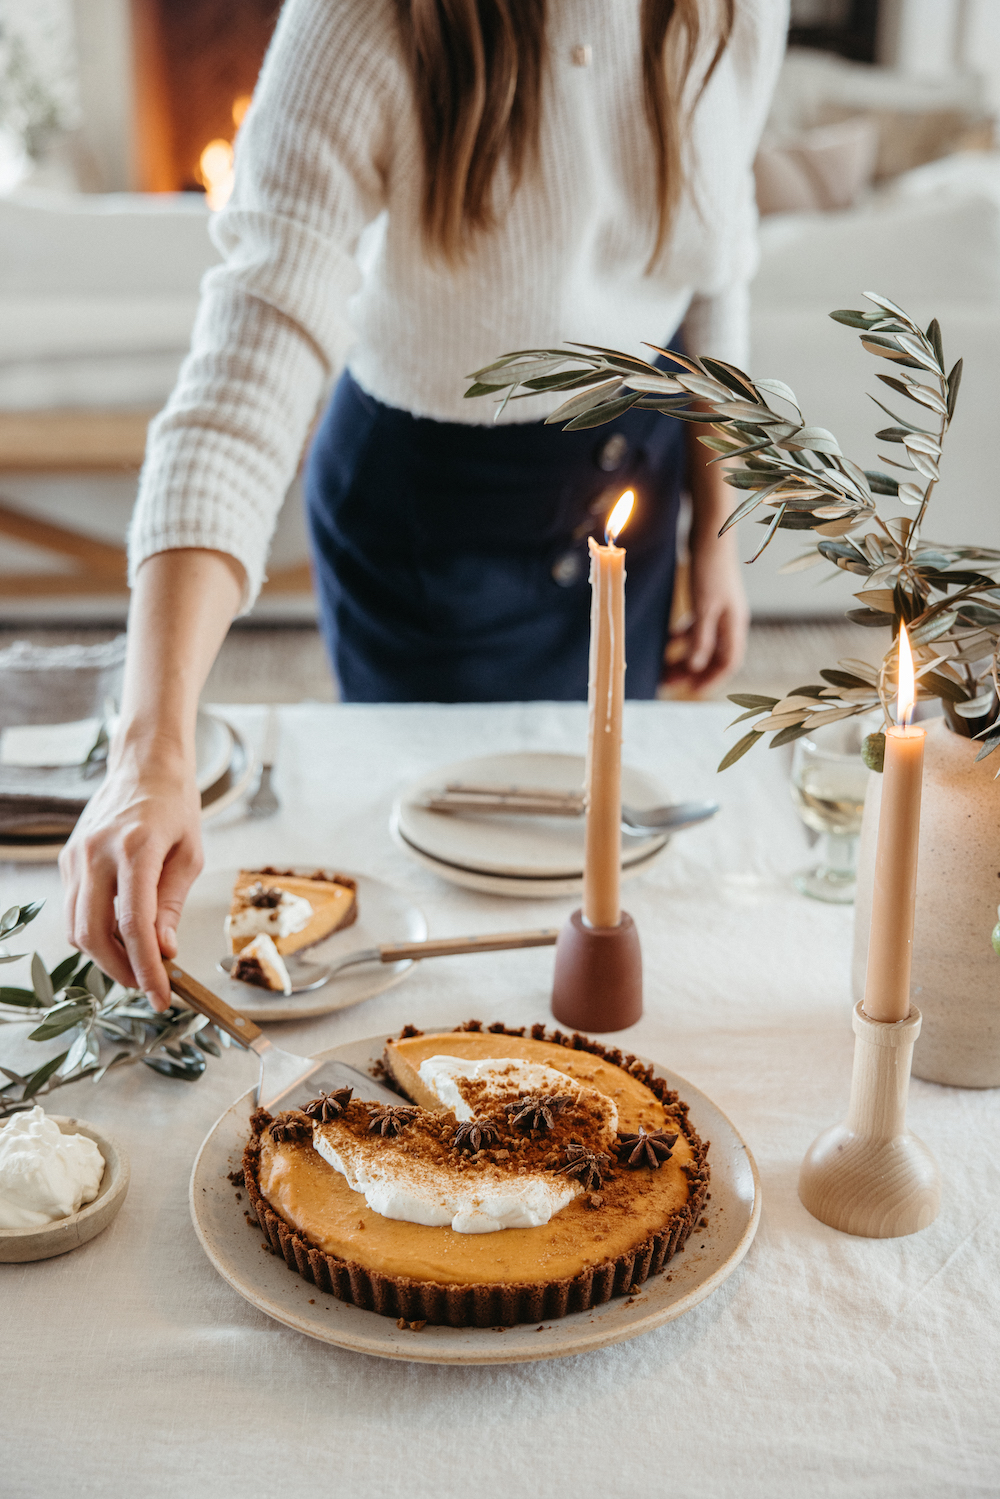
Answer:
[{"left": 790, "top": 718, "right": 873, "bottom": 903}]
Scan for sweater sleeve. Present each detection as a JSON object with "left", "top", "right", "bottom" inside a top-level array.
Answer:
[
  {"left": 680, "top": 0, "right": 788, "bottom": 371},
  {"left": 128, "top": 0, "right": 398, "bottom": 611}
]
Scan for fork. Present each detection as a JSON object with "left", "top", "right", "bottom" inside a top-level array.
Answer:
[{"left": 247, "top": 708, "right": 280, "bottom": 819}]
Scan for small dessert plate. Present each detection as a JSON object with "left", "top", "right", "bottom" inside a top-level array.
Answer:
[
  {"left": 0, "top": 1116, "right": 130, "bottom": 1263},
  {"left": 176, "top": 869, "right": 427, "bottom": 1022},
  {"left": 189, "top": 1033, "right": 761, "bottom": 1365}
]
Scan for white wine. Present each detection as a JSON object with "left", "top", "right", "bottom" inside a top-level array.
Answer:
[{"left": 791, "top": 764, "right": 868, "bottom": 836}]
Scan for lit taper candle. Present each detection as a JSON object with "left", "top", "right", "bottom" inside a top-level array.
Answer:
[
  {"left": 862, "top": 622, "right": 926, "bottom": 1024},
  {"left": 582, "top": 490, "right": 634, "bottom": 929}
]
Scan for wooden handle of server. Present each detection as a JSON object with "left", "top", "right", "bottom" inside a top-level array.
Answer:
[
  {"left": 167, "top": 963, "right": 264, "bottom": 1047},
  {"left": 378, "top": 928, "right": 559, "bottom": 963}
]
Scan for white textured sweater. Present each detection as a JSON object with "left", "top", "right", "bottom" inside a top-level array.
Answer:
[{"left": 130, "top": 0, "right": 788, "bottom": 609}]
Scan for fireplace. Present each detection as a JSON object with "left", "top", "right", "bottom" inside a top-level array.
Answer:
[{"left": 130, "top": 0, "right": 279, "bottom": 196}]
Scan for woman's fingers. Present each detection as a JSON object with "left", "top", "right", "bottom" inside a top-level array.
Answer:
[
  {"left": 68, "top": 853, "right": 138, "bottom": 992},
  {"left": 155, "top": 836, "right": 204, "bottom": 965},
  {"left": 691, "top": 608, "right": 737, "bottom": 691},
  {"left": 116, "top": 847, "right": 175, "bottom": 1011},
  {"left": 686, "top": 606, "right": 721, "bottom": 678}
]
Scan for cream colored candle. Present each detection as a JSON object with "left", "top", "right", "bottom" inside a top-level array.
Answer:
[
  {"left": 862, "top": 623, "right": 926, "bottom": 1023},
  {"left": 582, "top": 491, "right": 634, "bottom": 929}
]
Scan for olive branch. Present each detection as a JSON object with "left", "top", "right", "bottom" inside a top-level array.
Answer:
[
  {"left": 464, "top": 292, "right": 1000, "bottom": 772},
  {"left": 0, "top": 901, "right": 228, "bottom": 1119}
]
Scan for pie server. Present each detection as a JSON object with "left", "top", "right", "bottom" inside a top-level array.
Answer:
[{"left": 166, "top": 964, "right": 401, "bottom": 1111}]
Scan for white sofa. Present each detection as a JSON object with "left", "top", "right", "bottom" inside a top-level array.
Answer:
[
  {"left": 0, "top": 188, "right": 217, "bottom": 410},
  {"left": 745, "top": 150, "right": 1000, "bottom": 616}
]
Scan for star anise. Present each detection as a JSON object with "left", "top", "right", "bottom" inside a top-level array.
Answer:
[
  {"left": 504, "top": 1093, "right": 570, "bottom": 1132},
  {"left": 245, "top": 883, "right": 283, "bottom": 908},
  {"left": 302, "top": 1087, "right": 353, "bottom": 1122},
  {"left": 555, "top": 1143, "right": 613, "bottom": 1190},
  {"left": 451, "top": 1118, "right": 502, "bottom": 1154},
  {"left": 616, "top": 1127, "right": 678, "bottom": 1169},
  {"left": 367, "top": 1104, "right": 418, "bottom": 1137},
  {"left": 269, "top": 1110, "right": 312, "bottom": 1144}
]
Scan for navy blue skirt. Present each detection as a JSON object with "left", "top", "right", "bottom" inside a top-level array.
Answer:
[{"left": 304, "top": 368, "right": 686, "bottom": 703}]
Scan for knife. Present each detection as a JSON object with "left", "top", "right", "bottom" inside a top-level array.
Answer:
[{"left": 166, "top": 964, "right": 402, "bottom": 1112}]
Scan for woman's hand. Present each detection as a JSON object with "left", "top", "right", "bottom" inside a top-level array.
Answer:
[
  {"left": 663, "top": 529, "right": 749, "bottom": 693},
  {"left": 663, "top": 418, "right": 750, "bottom": 693},
  {"left": 58, "top": 548, "right": 245, "bottom": 1010},
  {"left": 60, "top": 740, "right": 203, "bottom": 1012}
]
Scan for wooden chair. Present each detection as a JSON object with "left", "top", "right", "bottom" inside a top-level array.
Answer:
[{"left": 0, "top": 409, "right": 311, "bottom": 599}]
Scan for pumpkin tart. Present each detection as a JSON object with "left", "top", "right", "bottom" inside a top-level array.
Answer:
[
  {"left": 242, "top": 1022, "right": 709, "bottom": 1327},
  {"left": 226, "top": 868, "right": 357, "bottom": 956}
]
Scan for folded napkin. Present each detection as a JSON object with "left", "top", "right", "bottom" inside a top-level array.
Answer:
[{"left": 0, "top": 717, "right": 103, "bottom": 768}]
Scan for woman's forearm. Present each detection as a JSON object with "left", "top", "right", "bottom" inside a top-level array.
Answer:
[
  {"left": 686, "top": 422, "right": 737, "bottom": 549},
  {"left": 115, "top": 549, "right": 245, "bottom": 766}
]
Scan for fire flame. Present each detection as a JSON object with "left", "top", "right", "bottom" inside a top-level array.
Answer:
[
  {"left": 605, "top": 490, "right": 635, "bottom": 545},
  {"left": 897, "top": 621, "right": 915, "bottom": 725},
  {"left": 199, "top": 138, "right": 234, "bottom": 212}
]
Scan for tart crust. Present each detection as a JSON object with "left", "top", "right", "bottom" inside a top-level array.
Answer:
[{"left": 242, "top": 1022, "right": 709, "bottom": 1327}]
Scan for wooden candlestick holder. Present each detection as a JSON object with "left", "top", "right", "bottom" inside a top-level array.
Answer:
[
  {"left": 550, "top": 908, "right": 642, "bottom": 1032},
  {"left": 799, "top": 1003, "right": 941, "bottom": 1238}
]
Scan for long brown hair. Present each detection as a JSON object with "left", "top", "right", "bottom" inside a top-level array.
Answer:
[{"left": 394, "top": 0, "right": 736, "bottom": 266}]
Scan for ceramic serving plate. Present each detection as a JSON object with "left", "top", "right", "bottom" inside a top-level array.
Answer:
[
  {"left": 175, "top": 869, "right": 427, "bottom": 1022},
  {"left": 0, "top": 1115, "right": 130, "bottom": 1263},
  {"left": 394, "top": 752, "right": 671, "bottom": 880},
  {"left": 189, "top": 1032, "right": 761, "bottom": 1365},
  {"left": 390, "top": 815, "right": 671, "bottom": 899}
]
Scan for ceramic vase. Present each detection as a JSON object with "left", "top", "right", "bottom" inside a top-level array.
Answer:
[{"left": 852, "top": 717, "right": 1000, "bottom": 1087}]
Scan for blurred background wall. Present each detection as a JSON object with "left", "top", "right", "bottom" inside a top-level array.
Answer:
[{"left": 0, "top": 0, "right": 997, "bottom": 630}]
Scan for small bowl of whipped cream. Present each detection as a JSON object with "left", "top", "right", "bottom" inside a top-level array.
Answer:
[{"left": 0, "top": 1105, "right": 129, "bottom": 1263}]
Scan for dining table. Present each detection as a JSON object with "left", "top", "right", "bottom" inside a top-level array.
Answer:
[{"left": 1, "top": 699, "right": 997, "bottom": 1499}]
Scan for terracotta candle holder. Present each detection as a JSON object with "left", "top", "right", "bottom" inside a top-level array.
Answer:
[
  {"left": 798, "top": 1002, "right": 941, "bottom": 1238},
  {"left": 550, "top": 908, "right": 642, "bottom": 1032}
]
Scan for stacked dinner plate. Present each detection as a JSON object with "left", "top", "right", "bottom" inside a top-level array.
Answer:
[
  {"left": 391, "top": 751, "right": 673, "bottom": 897},
  {"left": 0, "top": 711, "right": 256, "bottom": 863}
]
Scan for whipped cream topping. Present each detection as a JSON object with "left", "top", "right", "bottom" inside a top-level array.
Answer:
[
  {"left": 418, "top": 1055, "right": 618, "bottom": 1133},
  {"left": 234, "top": 933, "right": 291, "bottom": 994},
  {"left": 0, "top": 1106, "right": 105, "bottom": 1229},
  {"left": 225, "top": 884, "right": 313, "bottom": 942},
  {"left": 312, "top": 1129, "right": 577, "bottom": 1234}
]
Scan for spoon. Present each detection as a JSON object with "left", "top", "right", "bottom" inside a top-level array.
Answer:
[
  {"left": 219, "top": 926, "right": 560, "bottom": 995},
  {"left": 620, "top": 799, "right": 720, "bottom": 836}
]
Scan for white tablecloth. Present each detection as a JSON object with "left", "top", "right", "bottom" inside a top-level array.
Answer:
[{"left": 2, "top": 702, "right": 998, "bottom": 1499}]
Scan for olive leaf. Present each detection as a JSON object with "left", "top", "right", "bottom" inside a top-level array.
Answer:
[{"left": 717, "top": 730, "right": 764, "bottom": 772}]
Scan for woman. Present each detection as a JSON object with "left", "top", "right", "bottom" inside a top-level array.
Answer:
[{"left": 61, "top": 0, "right": 787, "bottom": 1007}]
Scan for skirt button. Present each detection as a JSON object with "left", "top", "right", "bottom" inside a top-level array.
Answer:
[
  {"left": 597, "top": 433, "right": 629, "bottom": 471},
  {"left": 552, "top": 550, "right": 583, "bottom": 586}
]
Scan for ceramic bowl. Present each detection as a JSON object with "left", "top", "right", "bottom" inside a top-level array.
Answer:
[{"left": 0, "top": 1115, "right": 130, "bottom": 1263}]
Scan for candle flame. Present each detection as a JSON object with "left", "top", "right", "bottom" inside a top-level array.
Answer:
[
  {"left": 897, "top": 621, "right": 915, "bottom": 725},
  {"left": 605, "top": 490, "right": 635, "bottom": 544}
]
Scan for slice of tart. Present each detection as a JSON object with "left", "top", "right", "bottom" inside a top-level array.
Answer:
[
  {"left": 231, "top": 934, "right": 292, "bottom": 995},
  {"left": 225, "top": 867, "right": 357, "bottom": 956},
  {"left": 242, "top": 1022, "right": 709, "bottom": 1327}
]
